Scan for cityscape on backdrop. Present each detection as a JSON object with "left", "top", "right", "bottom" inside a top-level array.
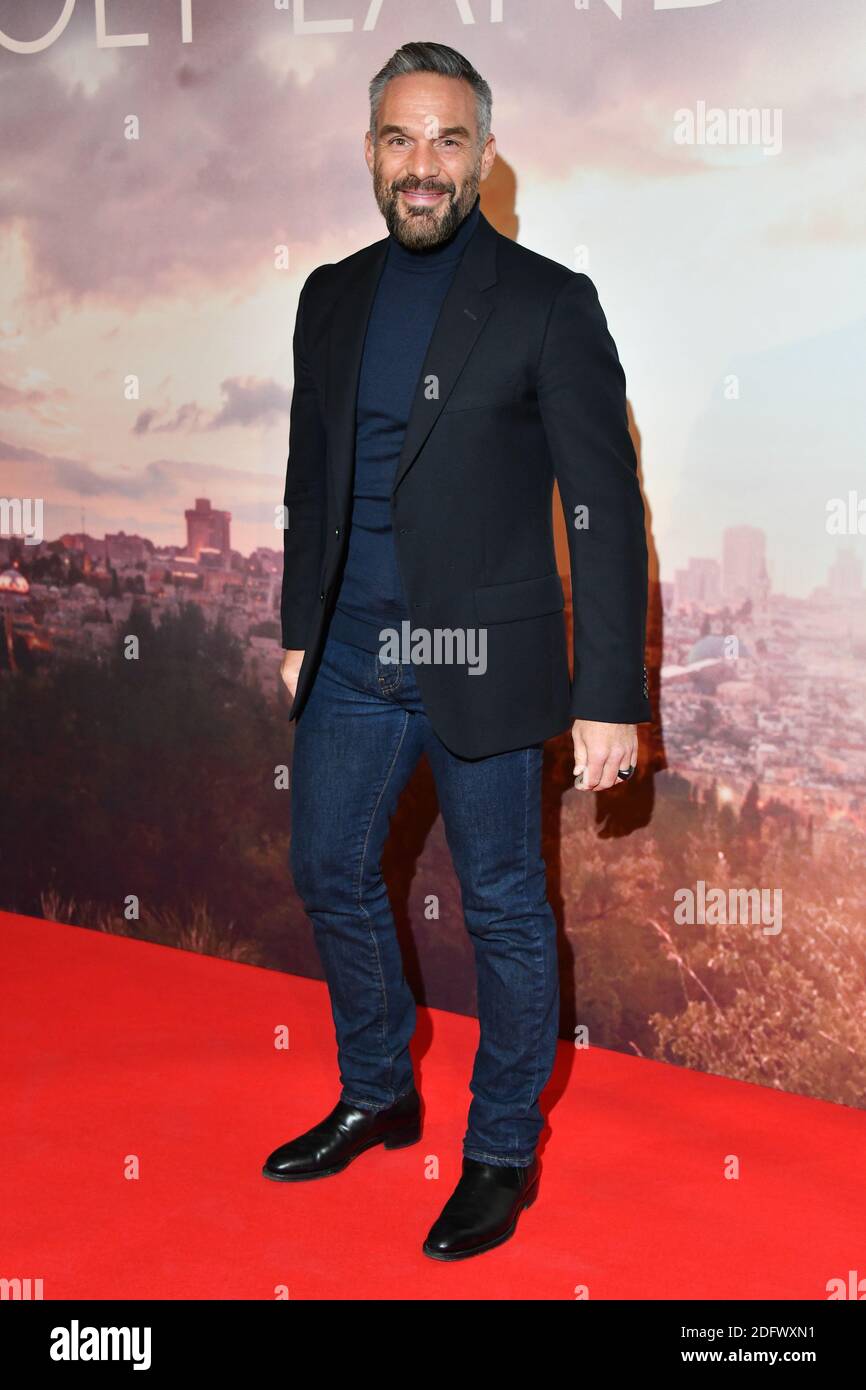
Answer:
[{"left": 2, "top": 493, "right": 864, "bottom": 1112}]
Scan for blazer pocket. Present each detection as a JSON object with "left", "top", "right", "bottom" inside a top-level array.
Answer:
[{"left": 474, "top": 572, "right": 565, "bottom": 624}]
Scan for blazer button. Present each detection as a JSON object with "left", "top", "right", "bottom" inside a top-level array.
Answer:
[
  {"left": 334, "top": 528, "right": 340, "bottom": 536},
  {"left": 319, "top": 591, "right": 325, "bottom": 602}
]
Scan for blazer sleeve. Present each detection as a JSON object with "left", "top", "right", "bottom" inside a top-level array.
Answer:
[
  {"left": 280, "top": 269, "right": 328, "bottom": 651},
  {"left": 536, "top": 273, "right": 651, "bottom": 724}
]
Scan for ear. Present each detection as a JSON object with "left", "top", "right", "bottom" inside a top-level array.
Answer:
[{"left": 480, "top": 134, "right": 497, "bottom": 181}]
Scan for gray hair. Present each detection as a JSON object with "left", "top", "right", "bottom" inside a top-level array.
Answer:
[{"left": 369, "top": 41, "right": 492, "bottom": 146}]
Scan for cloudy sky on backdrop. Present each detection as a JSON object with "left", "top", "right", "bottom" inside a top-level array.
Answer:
[{"left": 1, "top": 0, "right": 864, "bottom": 595}]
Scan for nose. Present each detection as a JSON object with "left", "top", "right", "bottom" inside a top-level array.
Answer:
[{"left": 406, "top": 142, "right": 440, "bottom": 185}]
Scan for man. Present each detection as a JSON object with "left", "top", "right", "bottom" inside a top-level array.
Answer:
[{"left": 263, "top": 40, "right": 651, "bottom": 1262}]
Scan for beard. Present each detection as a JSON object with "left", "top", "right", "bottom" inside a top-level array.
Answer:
[{"left": 373, "top": 157, "right": 482, "bottom": 251}]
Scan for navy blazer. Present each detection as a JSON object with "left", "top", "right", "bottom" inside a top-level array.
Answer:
[{"left": 280, "top": 207, "right": 650, "bottom": 759}]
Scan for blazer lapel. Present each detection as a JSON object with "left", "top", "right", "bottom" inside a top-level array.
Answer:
[
  {"left": 394, "top": 210, "right": 498, "bottom": 492},
  {"left": 324, "top": 207, "right": 500, "bottom": 511}
]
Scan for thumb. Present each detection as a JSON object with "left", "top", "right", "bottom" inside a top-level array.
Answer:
[{"left": 572, "top": 725, "right": 588, "bottom": 781}]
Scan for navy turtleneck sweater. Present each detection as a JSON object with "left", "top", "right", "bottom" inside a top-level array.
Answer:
[{"left": 328, "top": 195, "right": 482, "bottom": 653}]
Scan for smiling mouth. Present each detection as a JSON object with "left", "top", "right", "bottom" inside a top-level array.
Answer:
[{"left": 399, "top": 188, "right": 448, "bottom": 205}]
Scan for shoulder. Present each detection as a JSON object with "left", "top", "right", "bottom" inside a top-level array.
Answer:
[
  {"left": 295, "top": 237, "right": 386, "bottom": 339},
  {"left": 490, "top": 224, "right": 601, "bottom": 314},
  {"left": 493, "top": 224, "right": 592, "bottom": 292},
  {"left": 301, "top": 236, "right": 386, "bottom": 300}
]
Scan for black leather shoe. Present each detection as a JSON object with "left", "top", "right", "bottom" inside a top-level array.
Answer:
[
  {"left": 262, "top": 1087, "right": 421, "bottom": 1181},
  {"left": 422, "top": 1155, "right": 540, "bottom": 1260}
]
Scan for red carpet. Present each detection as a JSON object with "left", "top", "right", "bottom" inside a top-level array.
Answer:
[{"left": 2, "top": 911, "right": 864, "bottom": 1301}]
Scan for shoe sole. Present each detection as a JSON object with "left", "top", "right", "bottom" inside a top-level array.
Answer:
[
  {"left": 261, "top": 1122, "right": 421, "bottom": 1182},
  {"left": 421, "top": 1179, "right": 539, "bottom": 1261}
]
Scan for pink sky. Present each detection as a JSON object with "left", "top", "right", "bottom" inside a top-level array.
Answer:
[{"left": 1, "top": 0, "right": 864, "bottom": 592}]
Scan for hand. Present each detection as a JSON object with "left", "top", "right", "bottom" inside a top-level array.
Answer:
[
  {"left": 280, "top": 648, "right": 305, "bottom": 699},
  {"left": 572, "top": 719, "right": 637, "bottom": 791}
]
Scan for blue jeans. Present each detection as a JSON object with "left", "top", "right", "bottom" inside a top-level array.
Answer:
[{"left": 289, "top": 631, "right": 559, "bottom": 1167}]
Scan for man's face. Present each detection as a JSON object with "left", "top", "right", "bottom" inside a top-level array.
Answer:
[{"left": 365, "top": 73, "right": 496, "bottom": 250}]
